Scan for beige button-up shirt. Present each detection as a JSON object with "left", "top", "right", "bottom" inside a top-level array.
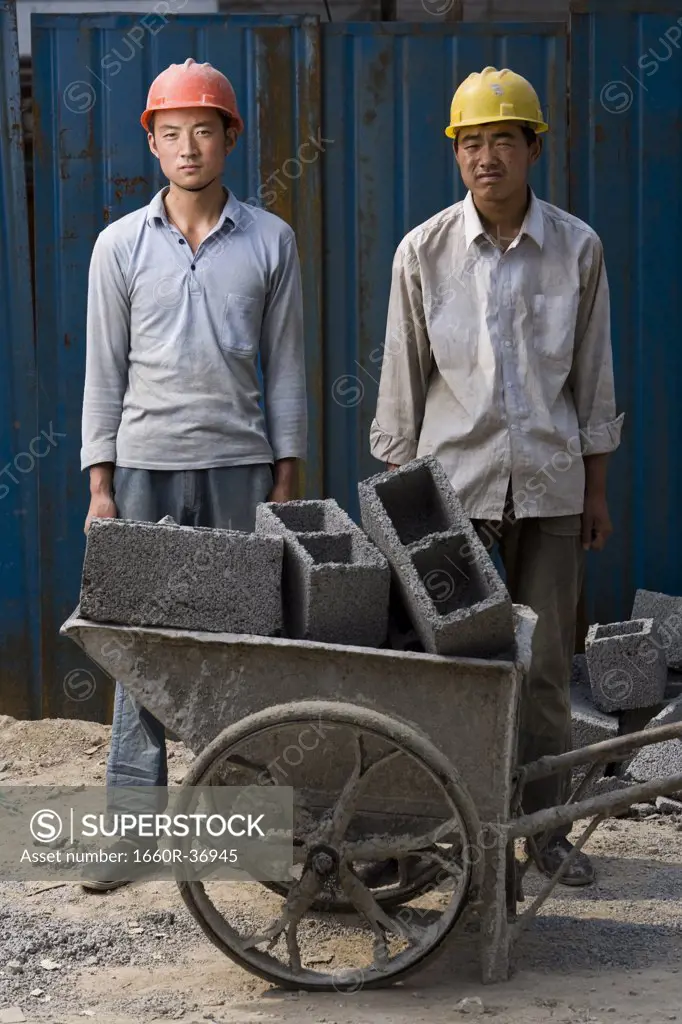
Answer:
[{"left": 369, "top": 190, "right": 624, "bottom": 521}]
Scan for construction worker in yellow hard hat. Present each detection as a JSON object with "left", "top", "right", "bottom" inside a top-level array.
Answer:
[
  {"left": 370, "top": 67, "right": 623, "bottom": 889},
  {"left": 445, "top": 65, "right": 547, "bottom": 236}
]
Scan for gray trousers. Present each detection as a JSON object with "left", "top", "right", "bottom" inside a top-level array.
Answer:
[
  {"left": 106, "top": 464, "right": 273, "bottom": 810},
  {"left": 473, "top": 510, "right": 584, "bottom": 841}
]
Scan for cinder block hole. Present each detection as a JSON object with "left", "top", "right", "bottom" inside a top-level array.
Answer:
[
  {"left": 272, "top": 501, "right": 328, "bottom": 532},
  {"left": 594, "top": 620, "right": 647, "bottom": 640},
  {"left": 376, "top": 465, "right": 450, "bottom": 545},
  {"left": 411, "top": 535, "right": 487, "bottom": 615},
  {"left": 299, "top": 533, "right": 353, "bottom": 564}
]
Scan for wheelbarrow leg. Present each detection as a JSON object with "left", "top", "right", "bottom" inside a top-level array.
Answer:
[{"left": 479, "top": 827, "right": 512, "bottom": 984}]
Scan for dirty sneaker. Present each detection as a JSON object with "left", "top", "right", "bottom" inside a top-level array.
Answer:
[
  {"left": 80, "top": 836, "right": 158, "bottom": 893},
  {"left": 531, "top": 836, "right": 595, "bottom": 887}
]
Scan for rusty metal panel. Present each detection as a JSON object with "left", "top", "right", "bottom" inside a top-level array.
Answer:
[
  {"left": 570, "top": 3, "right": 682, "bottom": 626},
  {"left": 322, "top": 20, "right": 567, "bottom": 520},
  {"left": 0, "top": 0, "right": 40, "bottom": 718},
  {"left": 31, "top": 13, "right": 321, "bottom": 721}
]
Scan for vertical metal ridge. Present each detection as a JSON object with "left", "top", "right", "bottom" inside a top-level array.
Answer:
[{"left": 0, "top": 0, "right": 40, "bottom": 718}]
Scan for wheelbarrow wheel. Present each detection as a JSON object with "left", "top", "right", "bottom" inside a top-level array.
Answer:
[
  {"left": 174, "top": 700, "right": 484, "bottom": 991},
  {"left": 260, "top": 859, "right": 443, "bottom": 912}
]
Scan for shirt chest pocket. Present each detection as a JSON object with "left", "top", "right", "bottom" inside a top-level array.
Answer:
[
  {"left": 220, "top": 293, "right": 263, "bottom": 356},
  {"left": 531, "top": 294, "right": 578, "bottom": 367}
]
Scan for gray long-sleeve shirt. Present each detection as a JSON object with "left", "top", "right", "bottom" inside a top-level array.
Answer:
[{"left": 81, "top": 187, "right": 307, "bottom": 472}]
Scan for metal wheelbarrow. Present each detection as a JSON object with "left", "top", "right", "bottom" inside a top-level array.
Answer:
[{"left": 61, "top": 604, "right": 682, "bottom": 992}]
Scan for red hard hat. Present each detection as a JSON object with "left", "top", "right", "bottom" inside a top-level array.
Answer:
[{"left": 140, "top": 57, "right": 244, "bottom": 134}]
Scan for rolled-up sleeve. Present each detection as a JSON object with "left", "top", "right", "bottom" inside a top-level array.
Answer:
[
  {"left": 80, "top": 232, "right": 131, "bottom": 471},
  {"left": 369, "top": 244, "right": 433, "bottom": 465},
  {"left": 259, "top": 229, "right": 308, "bottom": 462},
  {"left": 569, "top": 234, "right": 625, "bottom": 456}
]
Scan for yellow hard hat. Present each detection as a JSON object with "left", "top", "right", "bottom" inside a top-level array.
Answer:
[{"left": 445, "top": 66, "right": 549, "bottom": 139}]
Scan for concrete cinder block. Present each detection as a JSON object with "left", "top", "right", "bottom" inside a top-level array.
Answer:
[
  {"left": 357, "top": 455, "right": 513, "bottom": 658},
  {"left": 585, "top": 619, "right": 668, "bottom": 713},
  {"left": 571, "top": 683, "right": 619, "bottom": 750},
  {"left": 255, "top": 500, "right": 390, "bottom": 646},
  {"left": 80, "top": 517, "right": 283, "bottom": 635},
  {"left": 624, "top": 697, "right": 682, "bottom": 795},
  {"left": 631, "top": 589, "right": 682, "bottom": 670}
]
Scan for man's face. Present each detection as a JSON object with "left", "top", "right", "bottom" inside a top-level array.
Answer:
[
  {"left": 454, "top": 121, "right": 541, "bottom": 201},
  {"left": 148, "top": 107, "right": 238, "bottom": 190}
]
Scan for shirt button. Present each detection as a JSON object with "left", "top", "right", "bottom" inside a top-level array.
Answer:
[
  {"left": 504, "top": 341, "right": 512, "bottom": 348},
  {"left": 178, "top": 239, "right": 186, "bottom": 245},
  {"left": 191, "top": 264, "right": 196, "bottom": 270}
]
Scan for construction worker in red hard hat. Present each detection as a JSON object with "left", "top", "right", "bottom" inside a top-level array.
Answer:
[
  {"left": 370, "top": 67, "right": 623, "bottom": 888},
  {"left": 80, "top": 58, "right": 307, "bottom": 890}
]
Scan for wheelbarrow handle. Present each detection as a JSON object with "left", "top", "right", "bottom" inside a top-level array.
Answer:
[
  {"left": 515, "top": 720, "right": 682, "bottom": 785},
  {"left": 507, "top": 770, "right": 682, "bottom": 839}
]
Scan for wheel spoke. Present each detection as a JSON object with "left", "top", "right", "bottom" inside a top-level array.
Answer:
[
  {"left": 241, "top": 866, "right": 321, "bottom": 956},
  {"left": 338, "top": 862, "right": 414, "bottom": 961},
  {"left": 325, "top": 732, "right": 403, "bottom": 844},
  {"left": 341, "top": 816, "right": 462, "bottom": 863}
]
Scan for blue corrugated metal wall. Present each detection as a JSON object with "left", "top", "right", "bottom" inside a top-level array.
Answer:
[
  {"left": 0, "top": 0, "right": 40, "bottom": 717},
  {"left": 1, "top": 5, "right": 677, "bottom": 718},
  {"left": 322, "top": 20, "right": 567, "bottom": 519},
  {"left": 570, "top": 0, "right": 682, "bottom": 625}
]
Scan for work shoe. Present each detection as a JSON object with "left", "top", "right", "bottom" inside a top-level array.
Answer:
[
  {"left": 530, "top": 836, "right": 595, "bottom": 887},
  {"left": 354, "top": 855, "right": 432, "bottom": 891},
  {"left": 80, "top": 836, "right": 158, "bottom": 893}
]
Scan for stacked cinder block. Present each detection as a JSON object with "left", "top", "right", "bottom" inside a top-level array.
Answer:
[
  {"left": 80, "top": 517, "right": 283, "bottom": 635},
  {"left": 585, "top": 619, "right": 667, "bottom": 713},
  {"left": 631, "top": 589, "right": 682, "bottom": 670},
  {"left": 357, "top": 455, "right": 513, "bottom": 659},
  {"left": 569, "top": 666, "right": 619, "bottom": 795},
  {"left": 571, "top": 682, "right": 619, "bottom": 750},
  {"left": 255, "top": 499, "right": 390, "bottom": 647},
  {"left": 623, "top": 697, "right": 682, "bottom": 795}
]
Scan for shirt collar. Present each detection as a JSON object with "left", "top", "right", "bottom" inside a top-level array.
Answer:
[
  {"left": 146, "top": 185, "right": 242, "bottom": 230},
  {"left": 463, "top": 187, "right": 544, "bottom": 250}
]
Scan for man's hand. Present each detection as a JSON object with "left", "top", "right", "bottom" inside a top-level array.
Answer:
[
  {"left": 582, "top": 453, "right": 612, "bottom": 551},
  {"left": 581, "top": 492, "right": 612, "bottom": 551},
  {"left": 268, "top": 458, "right": 298, "bottom": 503},
  {"left": 85, "top": 492, "right": 117, "bottom": 535},
  {"left": 85, "top": 462, "right": 116, "bottom": 534}
]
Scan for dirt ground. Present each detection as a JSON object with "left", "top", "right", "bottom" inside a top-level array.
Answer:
[{"left": 1, "top": 714, "right": 681, "bottom": 1024}]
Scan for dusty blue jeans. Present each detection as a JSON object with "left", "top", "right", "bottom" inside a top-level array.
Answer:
[{"left": 106, "top": 464, "right": 273, "bottom": 813}]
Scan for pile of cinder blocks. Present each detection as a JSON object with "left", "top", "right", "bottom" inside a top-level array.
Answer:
[
  {"left": 358, "top": 455, "right": 514, "bottom": 658},
  {"left": 78, "top": 455, "right": 516, "bottom": 662},
  {"left": 570, "top": 588, "right": 682, "bottom": 810},
  {"left": 80, "top": 500, "right": 392, "bottom": 648}
]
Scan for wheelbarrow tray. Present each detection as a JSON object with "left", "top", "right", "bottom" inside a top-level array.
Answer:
[{"left": 60, "top": 603, "right": 536, "bottom": 828}]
